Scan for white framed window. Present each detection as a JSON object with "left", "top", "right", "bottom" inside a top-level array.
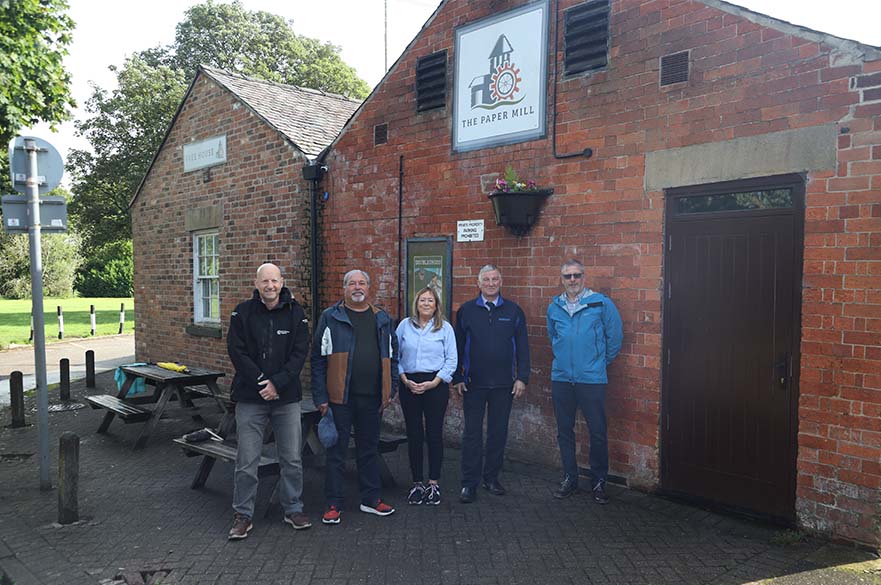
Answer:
[{"left": 193, "top": 231, "right": 220, "bottom": 323}]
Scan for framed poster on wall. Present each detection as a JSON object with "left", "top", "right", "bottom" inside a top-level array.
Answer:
[{"left": 405, "top": 237, "right": 453, "bottom": 321}]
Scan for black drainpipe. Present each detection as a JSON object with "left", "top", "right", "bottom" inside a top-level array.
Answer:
[
  {"left": 397, "top": 155, "right": 404, "bottom": 321},
  {"left": 302, "top": 162, "right": 327, "bottom": 327},
  {"left": 552, "top": 0, "right": 594, "bottom": 161}
]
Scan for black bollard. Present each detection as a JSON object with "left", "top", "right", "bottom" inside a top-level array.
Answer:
[
  {"left": 60, "top": 358, "right": 71, "bottom": 401},
  {"left": 10, "top": 371, "right": 25, "bottom": 428},
  {"left": 118, "top": 303, "right": 125, "bottom": 334},
  {"left": 57, "top": 306, "right": 64, "bottom": 339},
  {"left": 89, "top": 304, "right": 96, "bottom": 336},
  {"left": 85, "top": 350, "right": 95, "bottom": 388},
  {"left": 58, "top": 432, "right": 79, "bottom": 524}
]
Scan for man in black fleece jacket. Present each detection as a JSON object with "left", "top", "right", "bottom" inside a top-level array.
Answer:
[
  {"left": 226, "top": 263, "right": 311, "bottom": 539},
  {"left": 453, "top": 264, "right": 530, "bottom": 503}
]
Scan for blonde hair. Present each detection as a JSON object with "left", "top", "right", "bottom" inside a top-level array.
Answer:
[{"left": 410, "top": 287, "right": 445, "bottom": 331}]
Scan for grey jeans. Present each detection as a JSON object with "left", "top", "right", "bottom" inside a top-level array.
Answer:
[{"left": 233, "top": 401, "right": 303, "bottom": 517}]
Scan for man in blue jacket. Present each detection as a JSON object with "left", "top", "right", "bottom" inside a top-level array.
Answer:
[
  {"left": 546, "top": 259, "right": 623, "bottom": 504},
  {"left": 453, "top": 264, "right": 530, "bottom": 503},
  {"left": 227, "top": 263, "right": 311, "bottom": 539}
]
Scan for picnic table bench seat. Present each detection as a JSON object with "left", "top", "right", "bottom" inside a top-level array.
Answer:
[{"left": 85, "top": 395, "right": 152, "bottom": 422}]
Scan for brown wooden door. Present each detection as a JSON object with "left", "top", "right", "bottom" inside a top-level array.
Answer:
[{"left": 662, "top": 175, "right": 803, "bottom": 520}]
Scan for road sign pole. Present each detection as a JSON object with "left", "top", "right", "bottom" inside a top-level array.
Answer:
[{"left": 25, "top": 138, "right": 51, "bottom": 491}]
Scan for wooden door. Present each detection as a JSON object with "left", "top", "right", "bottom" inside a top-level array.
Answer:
[{"left": 662, "top": 175, "right": 803, "bottom": 520}]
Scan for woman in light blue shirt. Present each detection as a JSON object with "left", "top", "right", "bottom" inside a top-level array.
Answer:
[{"left": 395, "top": 286, "right": 457, "bottom": 505}]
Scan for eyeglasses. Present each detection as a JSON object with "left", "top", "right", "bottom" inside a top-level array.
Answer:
[{"left": 562, "top": 273, "right": 584, "bottom": 280}]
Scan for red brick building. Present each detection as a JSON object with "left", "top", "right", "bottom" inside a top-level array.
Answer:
[
  {"left": 130, "top": 66, "right": 359, "bottom": 374},
  {"left": 132, "top": 2, "right": 881, "bottom": 546}
]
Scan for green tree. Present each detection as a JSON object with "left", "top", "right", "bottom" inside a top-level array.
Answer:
[
  {"left": 0, "top": 186, "right": 81, "bottom": 299},
  {"left": 74, "top": 240, "right": 132, "bottom": 297},
  {"left": 0, "top": 0, "right": 75, "bottom": 145},
  {"left": 68, "top": 0, "right": 369, "bottom": 250},
  {"left": 0, "top": 0, "right": 76, "bottom": 193}
]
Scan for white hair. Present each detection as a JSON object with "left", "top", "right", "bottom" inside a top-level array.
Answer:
[{"left": 343, "top": 269, "right": 370, "bottom": 287}]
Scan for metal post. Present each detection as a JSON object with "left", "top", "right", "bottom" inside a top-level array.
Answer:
[
  {"left": 89, "top": 304, "right": 96, "bottom": 336},
  {"left": 10, "top": 371, "right": 25, "bottom": 428},
  {"left": 29, "top": 313, "right": 34, "bottom": 342},
  {"left": 25, "top": 138, "right": 51, "bottom": 490},
  {"left": 57, "top": 305, "right": 64, "bottom": 339},
  {"left": 60, "top": 358, "right": 70, "bottom": 401},
  {"left": 85, "top": 350, "right": 95, "bottom": 388},
  {"left": 58, "top": 432, "right": 79, "bottom": 524},
  {"left": 118, "top": 302, "right": 125, "bottom": 334}
]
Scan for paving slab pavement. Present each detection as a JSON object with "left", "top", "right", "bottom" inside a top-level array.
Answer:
[
  {"left": 0, "top": 372, "right": 877, "bottom": 585},
  {"left": 0, "top": 334, "right": 135, "bottom": 405}
]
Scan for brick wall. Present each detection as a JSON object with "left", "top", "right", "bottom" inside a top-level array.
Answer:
[
  {"left": 132, "top": 74, "right": 313, "bottom": 384},
  {"left": 316, "top": 0, "right": 881, "bottom": 545}
]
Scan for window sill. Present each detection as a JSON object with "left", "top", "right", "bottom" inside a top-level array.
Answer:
[{"left": 186, "top": 323, "right": 222, "bottom": 338}]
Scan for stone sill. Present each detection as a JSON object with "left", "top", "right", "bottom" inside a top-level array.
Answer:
[{"left": 185, "top": 323, "right": 222, "bottom": 338}]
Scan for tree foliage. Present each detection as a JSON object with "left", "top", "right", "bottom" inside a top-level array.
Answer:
[
  {"left": 0, "top": 0, "right": 75, "bottom": 146},
  {"left": 74, "top": 239, "right": 132, "bottom": 297},
  {"left": 68, "top": 0, "right": 369, "bottom": 250},
  {"left": 0, "top": 231, "right": 81, "bottom": 299}
]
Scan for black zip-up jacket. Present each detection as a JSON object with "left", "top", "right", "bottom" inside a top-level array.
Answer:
[
  {"left": 227, "top": 287, "right": 309, "bottom": 404},
  {"left": 452, "top": 294, "right": 530, "bottom": 388}
]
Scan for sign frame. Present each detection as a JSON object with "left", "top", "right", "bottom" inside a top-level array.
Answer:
[
  {"left": 452, "top": 0, "right": 549, "bottom": 153},
  {"left": 404, "top": 237, "right": 453, "bottom": 321}
]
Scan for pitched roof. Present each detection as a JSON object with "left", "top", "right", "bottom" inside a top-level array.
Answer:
[{"left": 201, "top": 66, "right": 361, "bottom": 158}]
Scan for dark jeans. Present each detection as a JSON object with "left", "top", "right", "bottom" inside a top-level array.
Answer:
[
  {"left": 326, "top": 393, "right": 382, "bottom": 508},
  {"left": 551, "top": 381, "right": 608, "bottom": 487},
  {"left": 461, "top": 386, "right": 513, "bottom": 489},
  {"left": 399, "top": 372, "right": 449, "bottom": 483}
]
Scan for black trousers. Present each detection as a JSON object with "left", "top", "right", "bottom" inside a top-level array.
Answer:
[
  {"left": 460, "top": 386, "right": 513, "bottom": 489},
  {"left": 399, "top": 372, "right": 449, "bottom": 482}
]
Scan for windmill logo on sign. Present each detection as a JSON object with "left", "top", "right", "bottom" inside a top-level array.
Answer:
[{"left": 469, "top": 34, "right": 526, "bottom": 109}]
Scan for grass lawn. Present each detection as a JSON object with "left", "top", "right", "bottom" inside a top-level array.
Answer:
[{"left": 0, "top": 297, "right": 135, "bottom": 350}]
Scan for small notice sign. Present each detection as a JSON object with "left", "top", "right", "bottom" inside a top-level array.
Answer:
[
  {"left": 457, "top": 220, "right": 485, "bottom": 242},
  {"left": 183, "top": 135, "right": 227, "bottom": 173}
]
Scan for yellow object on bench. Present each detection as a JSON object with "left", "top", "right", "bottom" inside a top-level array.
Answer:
[{"left": 157, "top": 362, "right": 189, "bottom": 373}]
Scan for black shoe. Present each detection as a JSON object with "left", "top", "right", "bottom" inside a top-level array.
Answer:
[
  {"left": 592, "top": 480, "right": 609, "bottom": 505},
  {"left": 459, "top": 486, "right": 476, "bottom": 503},
  {"left": 482, "top": 479, "right": 506, "bottom": 496},
  {"left": 553, "top": 475, "right": 578, "bottom": 499}
]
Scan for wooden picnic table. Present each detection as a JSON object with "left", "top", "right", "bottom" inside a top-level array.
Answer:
[{"left": 85, "top": 364, "right": 226, "bottom": 450}]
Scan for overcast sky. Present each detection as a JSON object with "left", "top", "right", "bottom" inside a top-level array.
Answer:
[{"left": 25, "top": 0, "right": 881, "bottom": 172}]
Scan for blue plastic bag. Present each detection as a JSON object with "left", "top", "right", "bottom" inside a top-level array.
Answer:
[{"left": 115, "top": 363, "right": 147, "bottom": 395}]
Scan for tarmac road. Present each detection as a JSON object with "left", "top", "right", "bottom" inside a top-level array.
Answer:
[{"left": 0, "top": 334, "right": 134, "bottom": 405}]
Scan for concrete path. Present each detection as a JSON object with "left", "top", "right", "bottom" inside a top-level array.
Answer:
[
  {"left": 0, "top": 372, "right": 878, "bottom": 585},
  {"left": 0, "top": 334, "right": 135, "bottom": 405}
]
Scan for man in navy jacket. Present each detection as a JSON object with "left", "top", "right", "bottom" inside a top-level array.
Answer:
[
  {"left": 453, "top": 264, "right": 530, "bottom": 503},
  {"left": 546, "top": 259, "right": 623, "bottom": 504}
]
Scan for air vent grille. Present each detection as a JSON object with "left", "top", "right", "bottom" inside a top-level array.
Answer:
[
  {"left": 374, "top": 123, "right": 388, "bottom": 146},
  {"left": 416, "top": 50, "right": 447, "bottom": 112},
  {"left": 564, "top": 0, "right": 611, "bottom": 76},
  {"left": 660, "top": 51, "right": 690, "bottom": 86}
]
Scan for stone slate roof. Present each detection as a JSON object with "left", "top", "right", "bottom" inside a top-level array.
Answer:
[{"left": 201, "top": 66, "right": 361, "bottom": 159}]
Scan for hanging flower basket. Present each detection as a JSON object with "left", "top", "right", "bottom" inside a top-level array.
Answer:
[
  {"left": 489, "top": 189, "right": 553, "bottom": 236},
  {"left": 488, "top": 166, "right": 553, "bottom": 236}
]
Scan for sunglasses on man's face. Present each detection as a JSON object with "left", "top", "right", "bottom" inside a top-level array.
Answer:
[{"left": 562, "top": 273, "right": 584, "bottom": 280}]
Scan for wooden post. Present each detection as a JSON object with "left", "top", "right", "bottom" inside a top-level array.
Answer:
[
  {"left": 59, "top": 358, "right": 71, "bottom": 401},
  {"left": 85, "top": 350, "right": 95, "bottom": 388},
  {"left": 57, "top": 305, "right": 64, "bottom": 339},
  {"left": 10, "top": 371, "right": 25, "bottom": 428},
  {"left": 58, "top": 432, "right": 79, "bottom": 524},
  {"left": 89, "top": 304, "right": 96, "bottom": 336},
  {"left": 118, "top": 303, "right": 125, "bottom": 334}
]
